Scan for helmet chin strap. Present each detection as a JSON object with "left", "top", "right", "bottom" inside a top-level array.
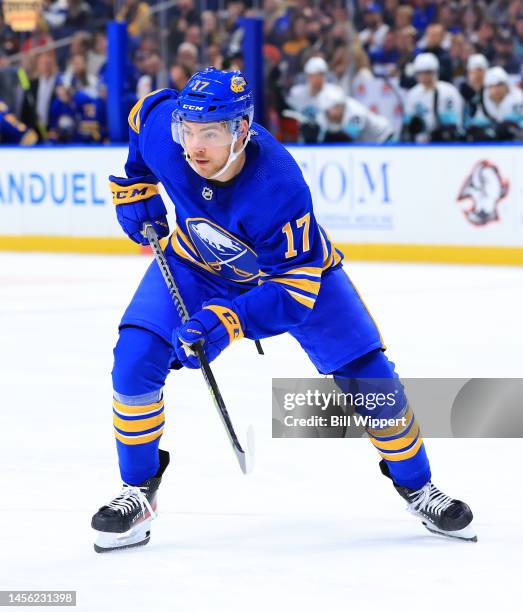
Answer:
[{"left": 183, "top": 130, "right": 252, "bottom": 181}]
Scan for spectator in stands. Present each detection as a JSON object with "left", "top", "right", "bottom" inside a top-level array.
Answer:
[
  {"left": 42, "top": 0, "right": 68, "bottom": 30},
  {"left": 281, "top": 13, "right": 309, "bottom": 78},
  {"left": 437, "top": 2, "right": 460, "bottom": 34},
  {"left": 204, "top": 42, "right": 224, "bottom": 70},
  {"left": 170, "top": 64, "right": 191, "bottom": 91},
  {"left": 514, "top": 13, "right": 523, "bottom": 62},
  {"left": 402, "top": 52, "right": 463, "bottom": 142},
  {"left": 394, "top": 5, "right": 413, "bottom": 30},
  {"left": 176, "top": 42, "right": 199, "bottom": 75},
  {"left": 65, "top": 0, "right": 92, "bottom": 30},
  {"left": 396, "top": 25, "right": 417, "bottom": 89},
  {"left": 49, "top": 52, "right": 106, "bottom": 144},
  {"left": 331, "top": 40, "right": 373, "bottom": 95},
  {"left": 473, "top": 20, "right": 497, "bottom": 62},
  {"left": 419, "top": 24, "right": 453, "bottom": 83},
  {"left": 369, "top": 29, "right": 400, "bottom": 74},
  {"left": 91, "top": 0, "right": 114, "bottom": 22},
  {"left": 0, "top": 99, "right": 38, "bottom": 144},
  {"left": 62, "top": 53, "right": 99, "bottom": 99},
  {"left": 20, "top": 51, "right": 60, "bottom": 141},
  {"left": 117, "top": 0, "right": 152, "bottom": 39},
  {"left": 359, "top": 4, "right": 389, "bottom": 55},
  {"left": 449, "top": 33, "right": 469, "bottom": 81},
  {"left": 492, "top": 30, "right": 521, "bottom": 74},
  {"left": 479, "top": 66, "right": 523, "bottom": 140},
  {"left": 411, "top": 0, "right": 437, "bottom": 34},
  {"left": 383, "top": 0, "right": 399, "bottom": 27},
  {"left": 263, "top": 0, "right": 291, "bottom": 47},
  {"left": 88, "top": 30, "right": 107, "bottom": 77},
  {"left": 136, "top": 52, "right": 168, "bottom": 98},
  {"left": 201, "top": 11, "right": 222, "bottom": 47},
  {"left": 317, "top": 85, "right": 394, "bottom": 143}
]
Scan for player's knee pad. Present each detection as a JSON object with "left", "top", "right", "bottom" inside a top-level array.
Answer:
[
  {"left": 112, "top": 325, "right": 173, "bottom": 397},
  {"left": 332, "top": 348, "right": 407, "bottom": 421}
]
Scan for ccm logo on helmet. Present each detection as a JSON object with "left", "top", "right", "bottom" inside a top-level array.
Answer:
[{"left": 183, "top": 104, "right": 204, "bottom": 110}]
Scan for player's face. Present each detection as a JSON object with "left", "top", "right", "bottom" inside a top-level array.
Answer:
[
  {"left": 182, "top": 121, "right": 233, "bottom": 178},
  {"left": 488, "top": 83, "right": 507, "bottom": 104},
  {"left": 416, "top": 71, "right": 436, "bottom": 88},
  {"left": 307, "top": 73, "right": 325, "bottom": 93},
  {"left": 327, "top": 104, "right": 345, "bottom": 124},
  {"left": 468, "top": 68, "right": 485, "bottom": 90}
]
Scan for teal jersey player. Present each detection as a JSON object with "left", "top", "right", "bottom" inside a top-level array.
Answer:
[{"left": 91, "top": 68, "right": 476, "bottom": 552}]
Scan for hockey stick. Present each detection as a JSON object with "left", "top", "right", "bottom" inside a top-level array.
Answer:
[{"left": 142, "top": 223, "right": 253, "bottom": 474}]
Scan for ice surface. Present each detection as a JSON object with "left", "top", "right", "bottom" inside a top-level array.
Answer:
[{"left": 0, "top": 253, "right": 521, "bottom": 611}]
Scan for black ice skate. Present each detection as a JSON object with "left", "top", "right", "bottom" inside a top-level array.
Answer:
[
  {"left": 92, "top": 449, "right": 170, "bottom": 553},
  {"left": 380, "top": 460, "right": 477, "bottom": 542}
]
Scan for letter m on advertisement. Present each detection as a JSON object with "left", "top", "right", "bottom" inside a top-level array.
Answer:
[{"left": 358, "top": 162, "right": 391, "bottom": 204}]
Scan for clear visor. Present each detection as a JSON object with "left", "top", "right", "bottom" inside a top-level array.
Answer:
[{"left": 172, "top": 116, "right": 242, "bottom": 149}]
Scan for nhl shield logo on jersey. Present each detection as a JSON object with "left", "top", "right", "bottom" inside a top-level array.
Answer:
[
  {"left": 201, "top": 186, "right": 213, "bottom": 201},
  {"left": 187, "top": 218, "right": 259, "bottom": 282},
  {"left": 230, "top": 76, "right": 247, "bottom": 93},
  {"left": 457, "top": 160, "right": 509, "bottom": 226}
]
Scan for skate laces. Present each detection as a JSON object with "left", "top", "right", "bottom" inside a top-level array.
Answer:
[
  {"left": 407, "top": 482, "right": 454, "bottom": 517},
  {"left": 107, "top": 486, "right": 157, "bottom": 520}
]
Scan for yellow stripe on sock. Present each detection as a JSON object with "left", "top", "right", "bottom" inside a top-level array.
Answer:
[
  {"left": 367, "top": 406, "right": 413, "bottom": 438},
  {"left": 114, "top": 427, "right": 164, "bottom": 445}
]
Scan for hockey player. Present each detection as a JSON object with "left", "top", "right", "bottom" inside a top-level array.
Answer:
[
  {"left": 286, "top": 56, "right": 340, "bottom": 142},
  {"left": 460, "top": 54, "right": 489, "bottom": 138},
  {"left": 316, "top": 85, "right": 394, "bottom": 143},
  {"left": 402, "top": 53, "right": 463, "bottom": 142},
  {"left": 91, "top": 68, "right": 476, "bottom": 552},
  {"left": 466, "top": 66, "right": 523, "bottom": 141}
]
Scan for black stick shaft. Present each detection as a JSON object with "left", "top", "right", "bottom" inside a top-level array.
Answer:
[{"left": 143, "top": 223, "right": 247, "bottom": 473}]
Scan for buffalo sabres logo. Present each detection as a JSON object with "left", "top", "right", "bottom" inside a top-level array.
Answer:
[
  {"left": 202, "top": 186, "right": 213, "bottom": 201},
  {"left": 457, "top": 160, "right": 509, "bottom": 226},
  {"left": 187, "top": 218, "right": 259, "bottom": 283},
  {"left": 230, "top": 76, "right": 247, "bottom": 93}
]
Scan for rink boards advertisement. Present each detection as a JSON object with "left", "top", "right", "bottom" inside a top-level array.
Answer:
[{"left": 0, "top": 144, "right": 522, "bottom": 263}]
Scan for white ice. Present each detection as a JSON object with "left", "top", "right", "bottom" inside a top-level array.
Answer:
[{"left": 0, "top": 253, "right": 522, "bottom": 611}]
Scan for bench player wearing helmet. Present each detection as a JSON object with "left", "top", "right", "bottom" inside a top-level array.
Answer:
[{"left": 91, "top": 68, "right": 476, "bottom": 552}]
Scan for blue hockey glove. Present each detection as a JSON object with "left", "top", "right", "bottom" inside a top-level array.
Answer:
[
  {"left": 174, "top": 299, "right": 244, "bottom": 369},
  {"left": 109, "top": 174, "right": 169, "bottom": 245}
]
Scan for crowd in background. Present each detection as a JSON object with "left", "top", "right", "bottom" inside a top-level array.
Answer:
[{"left": 1, "top": 0, "right": 523, "bottom": 145}]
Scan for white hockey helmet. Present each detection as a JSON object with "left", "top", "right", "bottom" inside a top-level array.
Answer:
[
  {"left": 484, "top": 66, "right": 509, "bottom": 87},
  {"left": 320, "top": 86, "right": 346, "bottom": 111},
  {"left": 413, "top": 53, "right": 440, "bottom": 73},
  {"left": 467, "top": 54, "right": 488, "bottom": 72},
  {"left": 304, "top": 56, "right": 329, "bottom": 75}
]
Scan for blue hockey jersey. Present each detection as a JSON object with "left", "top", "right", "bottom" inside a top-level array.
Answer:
[
  {"left": 0, "top": 100, "right": 37, "bottom": 145},
  {"left": 119, "top": 88, "right": 343, "bottom": 339}
]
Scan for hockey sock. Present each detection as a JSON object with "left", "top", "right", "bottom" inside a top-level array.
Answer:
[
  {"left": 113, "top": 390, "right": 165, "bottom": 485},
  {"left": 112, "top": 326, "right": 173, "bottom": 485},
  {"left": 333, "top": 349, "right": 431, "bottom": 491},
  {"left": 366, "top": 405, "right": 430, "bottom": 491}
]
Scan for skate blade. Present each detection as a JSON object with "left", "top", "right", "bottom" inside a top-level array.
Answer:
[
  {"left": 422, "top": 521, "right": 478, "bottom": 542},
  {"left": 93, "top": 520, "right": 152, "bottom": 553}
]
